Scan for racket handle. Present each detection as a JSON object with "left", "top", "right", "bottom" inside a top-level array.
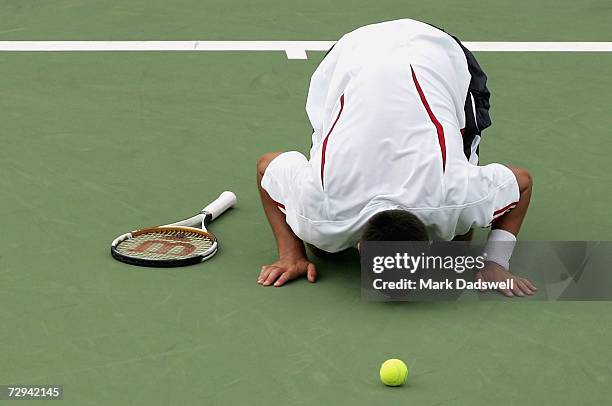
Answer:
[{"left": 202, "top": 191, "right": 237, "bottom": 220}]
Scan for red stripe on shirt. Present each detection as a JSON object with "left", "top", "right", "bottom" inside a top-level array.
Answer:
[
  {"left": 492, "top": 207, "right": 516, "bottom": 222},
  {"left": 410, "top": 65, "right": 446, "bottom": 171},
  {"left": 490, "top": 202, "right": 518, "bottom": 225},
  {"left": 320, "top": 94, "right": 345, "bottom": 189},
  {"left": 271, "top": 199, "right": 285, "bottom": 210},
  {"left": 494, "top": 201, "right": 519, "bottom": 216}
]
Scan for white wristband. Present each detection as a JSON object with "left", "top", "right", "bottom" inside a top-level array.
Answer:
[{"left": 484, "top": 229, "right": 517, "bottom": 270}]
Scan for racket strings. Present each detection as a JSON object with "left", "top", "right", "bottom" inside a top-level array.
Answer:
[{"left": 116, "top": 228, "right": 214, "bottom": 260}]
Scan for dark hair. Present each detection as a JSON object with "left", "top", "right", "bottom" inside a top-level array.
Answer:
[{"left": 361, "top": 209, "right": 428, "bottom": 242}]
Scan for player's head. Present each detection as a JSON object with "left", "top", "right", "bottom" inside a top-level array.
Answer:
[{"left": 360, "top": 209, "right": 428, "bottom": 243}]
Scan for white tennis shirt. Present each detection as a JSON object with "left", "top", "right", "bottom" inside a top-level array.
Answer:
[{"left": 262, "top": 19, "right": 519, "bottom": 252}]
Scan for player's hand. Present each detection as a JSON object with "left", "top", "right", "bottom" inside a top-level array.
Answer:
[
  {"left": 475, "top": 261, "right": 537, "bottom": 297},
  {"left": 257, "top": 257, "right": 317, "bottom": 287}
]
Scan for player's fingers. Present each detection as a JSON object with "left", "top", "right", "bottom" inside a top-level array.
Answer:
[
  {"left": 511, "top": 279, "right": 526, "bottom": 297},
  {"left": 273, "top": 271, "right": 295, "bottom": 287},
  {"left": 257, "top": 266, "right": 268, "bottom": 283},
  {"left": 516, "top": 279, "right": 534, "bottom": 295},
  {"left": 521, "top": 278, "right": 537, "bottom": 291},
  {"left": 263, "top": 267, "right": 284, "bottom": 286},
  {"left": 501, "top": 288, "right": 514, "bottom": 297},
  {"left": 475, "top": 272, "right": 487, "bottom": 292},
  {"left": 258, "top": 266, "right": 273, "bottom": 284},
  {"left": 307, "top": 263, "right": 317, "bottom": 283}
]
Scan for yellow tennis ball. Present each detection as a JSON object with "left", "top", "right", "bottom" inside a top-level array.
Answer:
[{"left": 379, "top": 359, "right": 408, "bottom": 386}]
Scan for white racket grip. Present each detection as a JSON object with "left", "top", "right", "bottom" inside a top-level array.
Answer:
[{"left": 202, "top": 191, "right": 237, "bottom": 220}]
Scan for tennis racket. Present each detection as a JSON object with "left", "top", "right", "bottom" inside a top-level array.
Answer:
[{"left": 110, "top": 191, "right": 237, "bottom": 267}]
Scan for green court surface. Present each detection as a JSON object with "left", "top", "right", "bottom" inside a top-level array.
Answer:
[{"left": 1, "top": 1, "right": 612, "bottom": 405}]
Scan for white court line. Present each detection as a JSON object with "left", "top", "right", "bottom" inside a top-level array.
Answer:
[{"left": 0, "top": 41, "right": 611, "bottom": 59}]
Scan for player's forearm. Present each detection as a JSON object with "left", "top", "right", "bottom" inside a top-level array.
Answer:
[
  {"left": 494, "top": 166, "right": 533, "bottom": 236},
  {"left": 484, "top": 166, "right": 532, "bottom": 270},
  {"left": 257, "top": 171, "right": 307, "bottom": 260}
]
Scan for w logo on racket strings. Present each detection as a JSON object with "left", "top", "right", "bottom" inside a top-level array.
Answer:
[{"left": 130, "top": 239, "right": 197, "bottom": 256}]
